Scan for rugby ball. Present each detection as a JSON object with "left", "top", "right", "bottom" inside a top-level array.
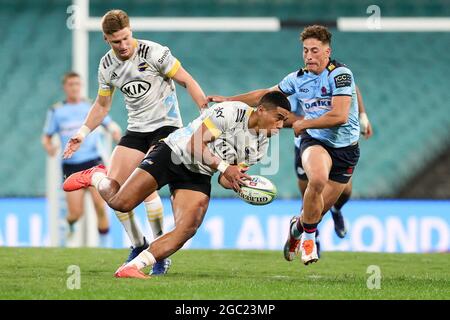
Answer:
[{"left": 237, "top": 175, "right": 277, "bottom": 205}]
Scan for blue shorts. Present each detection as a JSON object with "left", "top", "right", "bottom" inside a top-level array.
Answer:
[{"left": 296, "top": 133, "right": 360, "bottom": 184}]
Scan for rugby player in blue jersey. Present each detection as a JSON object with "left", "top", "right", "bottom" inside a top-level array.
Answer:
[
  {"left": 208, "top": 25, "right": 364, "bottom": 265},
  {"left": 286, "top": 86, "right": 373, "bottom": 257},
  {"left": 42, "top": 72, "right": 122, "bottom": 246}
]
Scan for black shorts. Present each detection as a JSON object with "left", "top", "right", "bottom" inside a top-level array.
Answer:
[
  {"left": 118, "top": 126, "right": 179, "bottom": 154},
  {"left": 138, "top": 141, "right": 212, "bottom": 197},
  {"left": 62, "top": 157, "right": 103, "bottom": 181},
  {"left": 297, "top": 133, "right": 360, "bottom": 184},
  {"left": 294, "top": 145, "right": 308, "bottom": 181}
]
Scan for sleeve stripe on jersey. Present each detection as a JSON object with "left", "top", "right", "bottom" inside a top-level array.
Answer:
[
  {"left": 98, "top": 88, "right": 112, "bottom": 96},
  {"left": 203, "top": 117, "right": 222, "bottom": 138},
  {"left": 277, "top": 85, "right": 289, "bottom": 95},
  {"left": 166, "top": 59, "right": 181, "bottom": 78},
  {"left": 332, "top": 94, "right": 352, "bottom": 97},
  {"left": 138, "top": 44, "right": 150, "bottom": 59}
]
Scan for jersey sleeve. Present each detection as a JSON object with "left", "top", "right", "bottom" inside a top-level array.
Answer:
[
  {"left": 278, "top": 72, "right": 297, "bottom": 95},
  {"left": 329, "top": 67, "right": 354, "bottom": 96},
  {"left": 288, "top": 94, "right": 303, "bottom": 115},
  {"left": 151, "top": 44, "right": 181, "bottom": 78},
  {"left": 97, "top": 63, "right": 114, "bottom": 97},
  {"left": 202, "top": 104, "right": 240, "bottom": 139},
  {"left": 43, "top": 108, "right": 58, "bottom": 136}
]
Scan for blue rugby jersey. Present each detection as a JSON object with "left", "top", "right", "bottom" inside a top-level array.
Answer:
[
  {"left": 43, "top": 100, "right": 112, "bottom": 164},
  {"left": 279, "top": 60, "right": 359, "bottom": 148}
]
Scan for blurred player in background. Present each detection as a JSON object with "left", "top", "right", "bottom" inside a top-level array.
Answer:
[
  {"left": 208, "top": 25, "right": 360, "bottom": 265},
  {"left": 42, "top": 71, "right": 122, "bottom": 247},
  {"left": 285, "top": 86, "right": 373, "bottom": 257},
  {"left": 63, "top": 92, "right": 291, "bottom": 279},
  {"left": 62, "top": 10, "right": 208, "bottom": 275}
]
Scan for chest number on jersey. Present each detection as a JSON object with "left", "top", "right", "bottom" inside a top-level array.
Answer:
[{"left": 235, "top": 109, "right": 246, "bottom": 123}]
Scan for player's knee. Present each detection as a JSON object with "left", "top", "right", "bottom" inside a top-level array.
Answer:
[
  {"left": 67, "top": 207, "right": 83, "bottom": 220},
  {"left": 109, "top": 197, "right": 135, "bottom": 213},
  {"left": 308, "top": 176, "right": 327, "bottom": 193},
  {"left": 177, "top": 223, "right": 199, "bottom": 240}
]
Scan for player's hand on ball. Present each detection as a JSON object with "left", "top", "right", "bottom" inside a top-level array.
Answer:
[
  {"left": 223, "top": 165, "right": 251, "bottom": 192},
  {"left": 292, "top": 120, "right": 306, "bottom": 137},
  {"left": 63, "top": 134, "right": 84, "bottom": 159}
]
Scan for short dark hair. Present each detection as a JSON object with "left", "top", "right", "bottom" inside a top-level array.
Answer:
[
  {"left": 259, "top": 91, "right": 291, "bottom": 112},
  {"left": 102, "top": 9, "right": 130, "bottom": 35},
  {"left": 62, "top": 71, "right": 80, "bottom": 84},
  {"left": 301, "top": 25, "right": 332, "bottom": 45}
]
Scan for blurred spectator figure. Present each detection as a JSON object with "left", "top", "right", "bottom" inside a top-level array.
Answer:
[{"left": 42, "top": 72, "right": 122, "bottom": 247}]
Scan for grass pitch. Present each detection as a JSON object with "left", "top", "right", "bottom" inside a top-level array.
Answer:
[{"left": 0, "top": 247, "right": 448, "bottom": 300}]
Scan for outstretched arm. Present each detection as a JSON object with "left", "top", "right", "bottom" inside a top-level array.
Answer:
[
  {"left": 207, "top": 85, "right": 282, "bottom": 107},
  {"left": 41, "top": 135, "right": 58, "bottom": 157},
  {"left": 283, "top": 112, "right": 304, "bottom": 128},
  {"left": 292, "top": 95, "right": 351, "bottom": 136},
  {"left": 172, "top": 66, "right": 208, "bottom": 110}
]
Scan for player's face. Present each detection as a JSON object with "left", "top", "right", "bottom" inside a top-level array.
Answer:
[
  {"left": 63, "top": 76, "right": 81, "bottom": 101},
  {"left": 258, "top": 107, "right": 289, "bottom": 137},
  {"left": 302, "top": 38, "right": 331, "bottom": 74},
  {"left": 104, "top": 27, "right": 135, "bottom": 60}
]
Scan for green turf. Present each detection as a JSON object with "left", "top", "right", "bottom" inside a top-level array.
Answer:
[{"left": 0, "top": 248, "right": 448, "bottom": 299}]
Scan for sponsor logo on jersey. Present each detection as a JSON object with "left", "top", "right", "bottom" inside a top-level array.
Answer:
[
  {"left": 299, "top": 88, "right": 309, "bottom": 93},
  {"left": 138, "top": 62, "right": 149, "bottom": 72},
  {"left": 327, "top": 63, "right": 336, "bottom": 72},
  {"left": 144, "top": 159, "right": 154, "bottom": 166},
  {"left": 110, "top": 72, "right": 118, "bottom": 80},
  {"left": 214, "top": 107, "right": 224, "bottom": 118},
  {"left": 120, "top": 80, "right": 151, "bottom": 98},
  {"left": 320, "top": 86, "right": 331, "bottom": 97},
  {"left": 245, "top": 146, "right": 250, "bottom": 163},
  {"left": 334, "top": 73, "right": 352, "bottom": 88},
  {"left": 158, "top": 49, "right": 170, "bottom": 64},
  {"left": 304, "top": 99, "right": 331, "bottom": 109}
]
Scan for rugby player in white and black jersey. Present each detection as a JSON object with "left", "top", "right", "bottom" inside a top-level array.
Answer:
[
  {"left": 62, "top": 9, "right": 208, "bottom": 275},
  {"left": 63, "top": 91, "right": 291, "bottom": 279}
]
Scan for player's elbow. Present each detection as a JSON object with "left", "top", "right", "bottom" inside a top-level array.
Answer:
[
  {"left": 41, "top": 135, "right": 51, "bottom": 147},
  {"left": 332, "top": 112, "right": 348, "bottom": 125},
  {"left": 335, "top": 115, "right": 348, "bottom": 125}
]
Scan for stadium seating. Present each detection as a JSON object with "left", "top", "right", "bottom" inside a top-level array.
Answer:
[{"left": 1, "top": 0, "right": 450, "bottom": 198}]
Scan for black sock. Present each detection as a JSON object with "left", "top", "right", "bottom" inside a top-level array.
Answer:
[
  {"left": 98, "top": 228, "right": 109, "bottom": 235},
  {"left": 303, "top": 222, "right": 318, "bottom": 234},
  {"left": 333, "top": 191, "right": 351, "bottom": 211}
]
